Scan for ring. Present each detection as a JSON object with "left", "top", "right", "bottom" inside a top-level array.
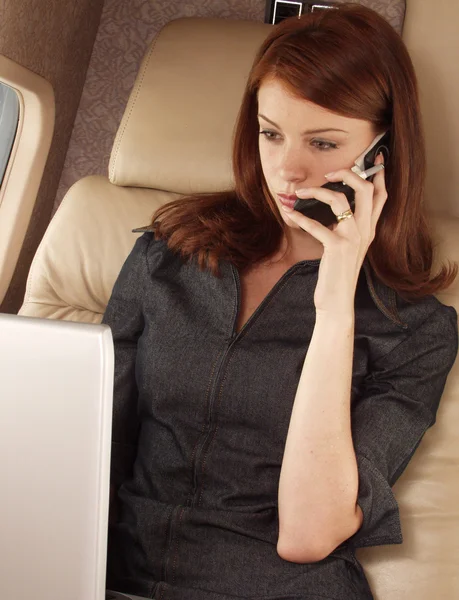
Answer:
[{"left": 336, "top": 209, "right": 353, "bottom": 223}]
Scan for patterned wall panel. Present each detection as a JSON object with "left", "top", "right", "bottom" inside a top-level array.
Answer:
[
  {"left": 54, "top": 0, "right": 405, "bottom": 212},
  {"left": 0, "top": 0, "right": 105, "bottom": 312}
]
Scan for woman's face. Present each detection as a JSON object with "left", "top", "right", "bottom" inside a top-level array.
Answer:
[{"left": 257, "top": 77, "right": 377, "bottom": 231}]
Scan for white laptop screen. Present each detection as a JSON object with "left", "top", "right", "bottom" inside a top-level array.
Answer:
[{"left": 0, "top": 314, "right": 114, "bottom": 600}]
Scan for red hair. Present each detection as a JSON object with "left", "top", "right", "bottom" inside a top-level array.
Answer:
[{"left": 152, "top": 3, "right": 457, "bottom": 300}]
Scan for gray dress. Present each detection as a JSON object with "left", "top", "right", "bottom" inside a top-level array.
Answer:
[{"left": 104, "top": 232, "right": 458, "bottom": 600}]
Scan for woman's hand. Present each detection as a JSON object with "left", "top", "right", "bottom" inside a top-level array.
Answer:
[{"left": 281, "top": 154, "right": 388, "bottom": 317}]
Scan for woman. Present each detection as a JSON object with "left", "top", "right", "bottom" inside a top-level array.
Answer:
[{"left": 104, "top": 4, "right": 458, "bottom": 600}]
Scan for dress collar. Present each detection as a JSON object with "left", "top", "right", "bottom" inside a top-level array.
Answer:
[{"left": 131, "top": 227, "right": 408, "bottom": 330}]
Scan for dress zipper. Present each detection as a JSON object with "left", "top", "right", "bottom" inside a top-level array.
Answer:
[{"left": 188, "top": 263, "right": 306, "bottom": 505}]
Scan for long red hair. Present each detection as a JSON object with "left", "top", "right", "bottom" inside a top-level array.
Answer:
[{"left": 151, "top": 3, "right": 457, "bottom": 300}]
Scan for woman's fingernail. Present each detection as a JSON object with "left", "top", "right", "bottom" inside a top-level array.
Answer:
[
  {"left": 294, "top": 188, "right": 310, "bottom": 196},
  {"left": 281, "top": 205, "right": 293, "bottom": 212},
  {"left": 324, "top": 172, "right": 335, "bottom": 179}
]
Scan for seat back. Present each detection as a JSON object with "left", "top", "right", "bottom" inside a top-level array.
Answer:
[{"left": 19, "top": 18, "right": 270, "bottom": 322}]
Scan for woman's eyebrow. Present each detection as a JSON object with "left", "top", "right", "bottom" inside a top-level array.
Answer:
[{"left": 257, "top": 114, "right": 348, "bottom": 135}]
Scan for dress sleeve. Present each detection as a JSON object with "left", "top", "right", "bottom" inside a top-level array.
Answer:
[
  {"left": 102, "top": 233, "right": 151, "bottom": 489},
  {"left": 347, "top": 303, "right": 458, "bottom": 549}
]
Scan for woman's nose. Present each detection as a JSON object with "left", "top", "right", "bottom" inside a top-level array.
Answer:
[{"left": 277, "top": 147, "right": 308, "bottom": 184}]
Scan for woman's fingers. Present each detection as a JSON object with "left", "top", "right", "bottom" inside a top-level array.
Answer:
[
  {"left": 282, "top": 183, "right": 358, "bottom": 244},
  {"left": 313, "top": 169, "right": 374, "bottom": 223},
  {"left": 370, "top": 153, "right": 388, "bottom": 228},
  {"left": 311, "top": 154, "right": 388, "bottom": 232},
  {"left": 281, "top": 204, "right": 337, "bottom": 246},
  {"left": 294, "top": 185, "right": 353, "bottom": 215},
  {"left": 288, "top": 154, "right": 389, "bottom": 248}
]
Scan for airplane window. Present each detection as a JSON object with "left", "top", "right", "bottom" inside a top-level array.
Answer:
[{"left": 0, "top": 82, "right": 20, "bottom": 188}]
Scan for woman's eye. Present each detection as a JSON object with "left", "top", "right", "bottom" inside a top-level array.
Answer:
[
  {"left": 259, "top": 130, "right": 281, "bottom": 141},
  {"left": 311, "top": 139, "right": 338, "bottom": 151}
]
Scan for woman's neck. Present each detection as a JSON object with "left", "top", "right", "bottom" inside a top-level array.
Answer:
[
  {"left": 250, "top": 232, "right": 323, "bottom": 273},
  {"left": 277, "top": 230, "right": 324, "bottom": 264}
]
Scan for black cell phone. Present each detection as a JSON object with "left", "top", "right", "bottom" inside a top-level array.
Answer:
[{"left": 293, "top": 131, "right": 391, "bottom": 227}]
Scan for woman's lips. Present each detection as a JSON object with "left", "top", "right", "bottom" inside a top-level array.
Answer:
[{"left": 278, "top": 194, "right": 298, "bottom": 208}]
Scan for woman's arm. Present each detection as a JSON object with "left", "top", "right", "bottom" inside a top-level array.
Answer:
[
  {"left": 277, "top": 300, "right": 458, "bottom": 563},
  {"left": 103, "top": 234, "right": 152, "bottom": 518},
  {"left": 276, "top": 160, "right": 387, "bottom": 562},
  {"left": 277, "top": 310, "right": 363, "bottom": 563}
]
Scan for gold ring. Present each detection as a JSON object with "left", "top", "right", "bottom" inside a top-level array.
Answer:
[{"left": 336, "top": 209, "right": 353, "bottom": 223}]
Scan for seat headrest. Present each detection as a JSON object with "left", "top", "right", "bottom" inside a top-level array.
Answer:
[{"left": 108, "top": 18, "right": 270, "bottom": 194}]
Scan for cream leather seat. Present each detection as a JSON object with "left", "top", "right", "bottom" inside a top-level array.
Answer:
[{"left": 19, "top": 3, "right": 459, "bottom": 599}]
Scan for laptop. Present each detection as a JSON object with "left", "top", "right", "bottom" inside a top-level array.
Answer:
[{"left": 0, "top": 313, "right": 118, "bottom": 599}]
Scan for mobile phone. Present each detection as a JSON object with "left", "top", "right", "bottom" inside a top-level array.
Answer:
[{"left": 293, "top": 131, "right": 390, "bottom": 227}]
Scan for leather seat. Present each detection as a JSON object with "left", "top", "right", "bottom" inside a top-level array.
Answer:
[{"left": 19, "top": 3, "right": 459, "bottom": 598}]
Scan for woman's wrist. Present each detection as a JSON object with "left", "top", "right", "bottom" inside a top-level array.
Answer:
[{"left": 315, "top": 306, "right": 355, "bottom": 326}]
